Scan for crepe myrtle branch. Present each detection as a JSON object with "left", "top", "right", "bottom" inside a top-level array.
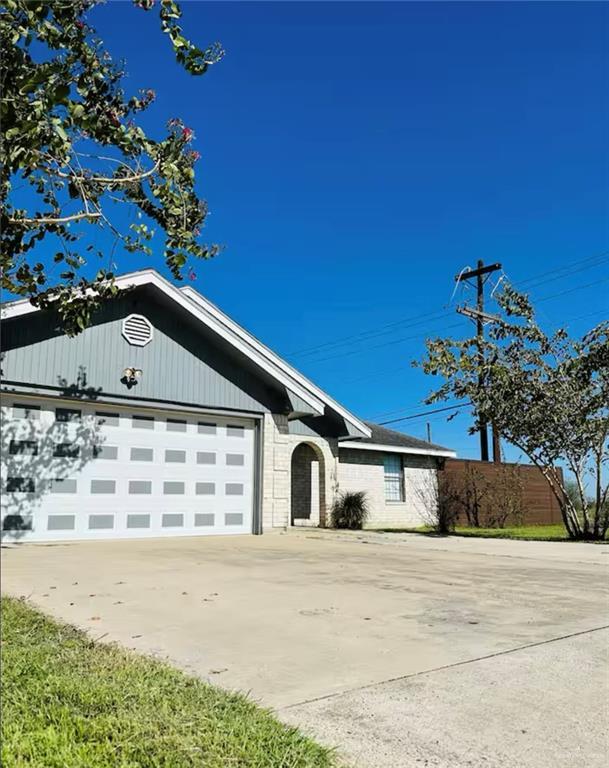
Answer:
[
  {"left": 1, "top": 0, "right": 222, "bottom": 332},
  {"left": 50, "top": 158, "right": 161, "bottom": 186},
  {"left": 9, "top": 211, "right": 102, "bottom": 226}
]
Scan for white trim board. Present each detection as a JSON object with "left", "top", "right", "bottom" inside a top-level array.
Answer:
[
  {"left": 0, "top": 387, "right": 265, "bottom": 423},
  {"left": 339, "top": 441, "right": 456, "bottom": 458},
  {"left": 1, "top": 269, "right": 371, "bottom": 438},
  {"left": 180, "top": 285, "right": 372, "bottom": 439}
]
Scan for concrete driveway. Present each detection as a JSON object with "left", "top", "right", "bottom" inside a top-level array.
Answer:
[{"left": 2, "top": 530, "right": 608, "bottom": 768}]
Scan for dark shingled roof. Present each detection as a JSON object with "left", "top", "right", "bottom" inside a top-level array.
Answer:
[{"left": 341, "top": 421, "right": 454, "bottom": 454}]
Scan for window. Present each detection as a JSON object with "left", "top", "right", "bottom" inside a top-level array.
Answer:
[
  {"left": 165, "top": 449, "right": 186, "bottom": 463},
  {"left": 129, "top": 480, "right": 152, "bottom": 495},
  {"left": 51, "top": 478, "right": 77, "bottom": 494},
  {"left": 47, "top": 515, "right": 75, "bottom": 531},
  {"left": 132, "top": 415, "right": 154, "bottom": 429},
  {"left": 162, "top": 514, "right": 183, "bottom": 528},
  {"left": 54, "top": 442, "right": 80, "bottom": 458},
  {"left": 91, "top": 479, "right": 116, "bottom": 494},
  {"left": 195, "top": 513, "right": 214, "bottom": 527},
  {"left": 166, "top": 418, "right": 187, "bottom": 433},
  {"left": 131, "top": 447, "right": 153, "bottom": 462},
  {"left": 96, "top": 411, "right": 120, "bottom": 427},
  {"left": 383, "top": 455, "right": 403, "bottom": 502},
  {"left": 6, "top": 477, "right": 35, "bottom": 493},
  {"left": 127, "top": 514, "right": 150, "bottom": 529},
  {"left": 163, "top": 481, "right": 185, "bottom": 495},
  {"left": 9, "top": 440, "right": 38, "bottom": 456},
  {"left": 12, "top": 403, "right": 40, "bottom": 420},
  {"left": 56, "top": 407, "right": 81, "bottom": 422},
  {"left": 93, "top": 445, "right": 118, "bottom": 460},
  {"left": 89, "top": 515, "right": 114, "bottom": 530}
]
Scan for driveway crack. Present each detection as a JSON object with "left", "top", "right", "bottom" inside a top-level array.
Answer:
[{"left": 277, "top": 623, "right": 609, "bottom": 712}]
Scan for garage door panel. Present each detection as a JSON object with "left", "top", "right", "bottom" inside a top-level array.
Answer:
[{"left": 1, "top": 397, "right": 256, "bottom": 542}]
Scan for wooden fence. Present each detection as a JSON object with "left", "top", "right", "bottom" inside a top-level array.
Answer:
[{"left": 442, "top": 458, "right": 564, "bottom": 526}]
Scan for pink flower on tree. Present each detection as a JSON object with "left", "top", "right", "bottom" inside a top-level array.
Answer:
[
  {"left": 182, "top": 126, "right": 194, "bottom": 142},
  {"left": 188, "top": 269, "right": 197, "bottom": 281}
]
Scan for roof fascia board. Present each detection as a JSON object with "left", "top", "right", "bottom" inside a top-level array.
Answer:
[
  {"left": 180, "top": 285, "right": 371, "bottom": 437},
  {"left": 339, "top": 440, "right": 456, "bottom": 458}
]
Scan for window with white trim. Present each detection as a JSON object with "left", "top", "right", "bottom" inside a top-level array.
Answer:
[{"left": 383, "top": 454, "right": 404, "bottom": 502}]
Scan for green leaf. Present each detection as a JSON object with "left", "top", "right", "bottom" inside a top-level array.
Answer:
[{"left": 53, "top": 124, "right": 68, "bottom": 142}]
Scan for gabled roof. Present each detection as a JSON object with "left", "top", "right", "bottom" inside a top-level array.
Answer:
[
  {"left": 339, "top": 421, "right": 456, "bottom": 458},
  {"left": 1, "top": 269, "right": 371, "bottom": 439}
]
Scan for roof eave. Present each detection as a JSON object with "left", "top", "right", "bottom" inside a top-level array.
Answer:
[{"left": 339, "top": 440, "right": 457, "bottom": 458}]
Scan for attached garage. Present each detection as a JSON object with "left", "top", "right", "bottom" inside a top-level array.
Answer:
[
  {"left": 1, "top": 269, "right": 451, "bottom": 541},
  {"left": 2, "top": 396, "right": 257, "bottom": 542}
]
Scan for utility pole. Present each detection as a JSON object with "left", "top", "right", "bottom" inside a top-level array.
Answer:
[
  {"left": 426, "top": 422, "right": 432, "bottom": 444},
  {"left": 454, "top": 260, "right": 502, "bottom": 462}
]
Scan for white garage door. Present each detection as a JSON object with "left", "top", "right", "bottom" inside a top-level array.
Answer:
[{"left": 1, "top": 396, "right": 256, "bottom": 542}]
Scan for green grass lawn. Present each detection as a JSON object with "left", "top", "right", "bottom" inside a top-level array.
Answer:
[
  {"left": 373, "top": 524, "right": 571, "bottom": 541},
  {"left": 1, "top": 597, "right": 335, "bottom": 768},
  {"left": 449, "top": 524, "right": 569, "bottom": 540}
]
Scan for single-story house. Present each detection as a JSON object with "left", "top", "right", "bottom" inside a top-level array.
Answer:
[{"left": 1, "top": 269, "right": 455, "bottom": 542}]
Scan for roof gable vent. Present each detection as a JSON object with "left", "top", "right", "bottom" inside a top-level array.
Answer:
[{"left": 122, "top": 314, "right": 153, "bottom": 347}]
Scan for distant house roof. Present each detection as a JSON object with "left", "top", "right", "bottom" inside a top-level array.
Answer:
[{"left": 339, "top": 421, "right": 456, "bottom": 458}]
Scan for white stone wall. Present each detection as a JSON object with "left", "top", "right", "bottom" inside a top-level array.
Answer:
[
  {"left": 260, "top": 418, "right": 440, "bottom": 531},
  {"left": 337, "top": 448, "right": 439, "bottom": 529},
  {"left": 261, "top": 414, "right": 338, "bottom": 530}
]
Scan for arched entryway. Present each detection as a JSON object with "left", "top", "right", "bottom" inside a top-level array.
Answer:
[{"left": 290, "top": 442, "right": 325, "bottom": 527}]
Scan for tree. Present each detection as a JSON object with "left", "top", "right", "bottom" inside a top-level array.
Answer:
[
  {"left": 1, "top": 0, "right": 222, "bottom": 334},
  {"left": 418, "top": 284, "right": 609, "bottom": 540}
]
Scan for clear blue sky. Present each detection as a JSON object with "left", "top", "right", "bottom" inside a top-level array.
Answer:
[{"left": 91, "top": 1, "right": 608, "bottom": 458}]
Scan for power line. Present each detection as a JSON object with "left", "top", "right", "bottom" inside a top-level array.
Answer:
[
  {"left": 564, "top": 308, "right": 609, "bottom": 325},
  {"left": 369, "top": 399, "right": 466, "bottom": 420},
  {"left": 513, "top": 249, "right": 609, "bottom": 289},
  {"left": 337, "top": 305, "right": 608, "bottom": 406},
  {"left": 537, "top": 274, "right": 609, "bottom": 303},
  {"left": 308, "top": 275, "right": 608, "bottom": 367},
  {"left": 287, "top": 309, "right": 450, "bottom": 358},
  {"left": 303, "top": 320, "right": 464, "bottom": 365},
  {"left": 377, "top": 402, "right": 471, "bottom": 426},
  {"left": 287, "top": 248, "right": 609, "bottom": 363}
]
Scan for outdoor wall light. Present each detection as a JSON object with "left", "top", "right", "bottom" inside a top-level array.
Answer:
[{"left": 121, "top": 367, "right": 142, "bottom": 388}]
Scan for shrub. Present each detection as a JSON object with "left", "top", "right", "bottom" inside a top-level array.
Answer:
[
  {"left": 331, "top": 491, "right": 369, "bottom": 530},
  {"left": 415, "top": 469, "right": 459, "bottom": 534}
]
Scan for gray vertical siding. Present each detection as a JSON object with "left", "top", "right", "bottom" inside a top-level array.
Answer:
[
  {"left": 288, "top": 414, "right": 362, "bottom": 439},
  {"left": 1, "top": 288, "right": 302, "bottom": 414}
]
